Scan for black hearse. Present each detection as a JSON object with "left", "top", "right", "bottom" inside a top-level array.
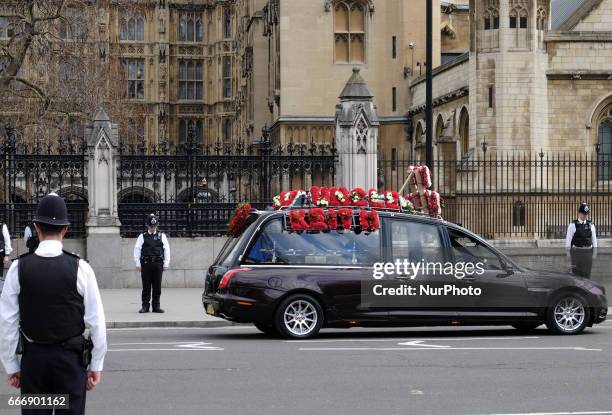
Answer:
[{"left": 202, "top": 209, "right": 607, "bottom": 339}]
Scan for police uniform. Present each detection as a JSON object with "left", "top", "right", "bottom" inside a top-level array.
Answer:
[
  {"left": 0, "top": 193, "right": 107, "bottom": 415},
  {"left": 24, "top": 222, "right": 40, "bottom": 254},
  {"left": 565, "top": 202, "right": 598, "bottom": 279},
  {"left": 133, "top": 214, "right": 170, "bottom": 313}
]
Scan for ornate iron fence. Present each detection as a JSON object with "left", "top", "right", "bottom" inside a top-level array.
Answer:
[
  {"left": 117, "top": 130, "right": 337, "bottom": 237},
  {"left": 0, "top": 127, "right": 88, "bottom": 238},
  {"left": 378, "top": 151, "right": 612, "bottom": 239}
]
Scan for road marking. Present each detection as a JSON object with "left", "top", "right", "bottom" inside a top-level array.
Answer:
[
  {"left": 107, "top": 341, "right": 223, "bottom": 351},
  {"left": 474, "top": 411, "right": 612, "bottom": 415},
  {"left": 107, "top": 326, "right": 251, "bottom": 332},
  {"left": 285, "top": 336, "right": 539, "bottom": 343},
  {"left": 397, "top": 340, "right": 451, "bottom": 348},
  {"left": 299, "top": 347, "right": 601, "bottom": 351}
]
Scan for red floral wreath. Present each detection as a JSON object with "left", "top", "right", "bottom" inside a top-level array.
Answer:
[
  {"left": 337, "top": 208, "right": 353, "bottom": 230},
  {"left": 359, "top": 209, "right": 380, "bottom": 231},
  {"left": 308, "top": 208, "right": 328, "bottom": 231},
  {"left": 228, "top": 203, "right": 253, "bottom": 237},
  {"left": 289, "top": 209, "right": 308, "bottom": 231}
]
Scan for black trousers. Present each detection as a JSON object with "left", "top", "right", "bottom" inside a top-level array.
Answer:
[
  {"left": 141, "top": 261, "right": 163, "bottom": 308},
  {"left": 20, "top": 342, "right": 87, "bottom": 415},
  {"left": 570, "top": 247, "right": 593, "bottom": 279}
]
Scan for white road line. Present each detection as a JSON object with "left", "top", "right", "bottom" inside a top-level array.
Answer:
[
  {"left": 299, "top": 347, "right": 601, "bottom": 351},
  {"left": 474, "top": 411, "right": 612, "bottom": 415},
  {"left": 107, "top": 326, "right": 252, "bottom": 331},
  {"left": 286, "top": 336, "right": 539, "bottom": 343},
  {"left": 108, "top": 341, "right": 223, "bottom": 351},
  {"left": 108, "top": 348, "right": 223, "bottom": 352}
]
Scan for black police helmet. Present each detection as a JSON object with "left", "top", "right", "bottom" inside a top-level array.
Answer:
[
  {"left": 33, "top": 193, "right": 70, "bottom": 226},
  {"left": 578, "top": 202, "right": 590, "bottom": 214},
  {"left": 146, "top": 214, "right": 159, "bottom": 227}
]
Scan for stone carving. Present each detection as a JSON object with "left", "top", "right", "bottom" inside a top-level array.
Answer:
[{"left": 325, "top": 0, "right": 375, "bottom": 13}]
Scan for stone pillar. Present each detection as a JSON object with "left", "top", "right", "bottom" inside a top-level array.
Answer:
[
  {"left": 85, "top": 108, "right": 122, "bottom": 288},
  {"left": 335, "top": 68, "right": 379, "bottom": 190}
]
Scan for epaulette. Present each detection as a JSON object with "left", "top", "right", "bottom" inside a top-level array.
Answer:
[{"left": 62, "top": 249, "right": 81, "bottom": 259}]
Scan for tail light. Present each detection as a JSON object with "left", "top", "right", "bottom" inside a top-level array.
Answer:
[{"left": 218, "top": 268, "right": 252, "bottom": 290}]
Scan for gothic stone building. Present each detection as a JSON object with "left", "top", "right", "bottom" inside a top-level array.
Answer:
[{"left": 409, "top": 0, "right": 612, "bottom": 165}]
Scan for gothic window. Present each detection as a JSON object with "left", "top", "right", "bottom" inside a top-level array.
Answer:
[
  {"left": 509, "top": 1, "right": 529, "bottom": 49},
  {"left": 536, "top": 6, "right": 547, "bottom": 48},
  {"left": 179, "top": 61, "right": 204, "bottom": 100},
  {"left": 223, "top": 118, "right": 232, "bottom": 144},
  {"left": 459, "top": 107, "right": 469, "bottom": 155},
  {"left": 223, "top": 8, "right": 232, "bottom": 39},
  {"left": 435, "top": 115, "right": 444, "bottom": 143},
  {"left": 598, "top": 119, "right": 612, "bottom": 180},
  {"left": 333, "top": 0, "right": 366, "bottom": 64},
  {"left": 179, "top": 119, "right": 203, "bottom": 146},
  {"left": 223, "top": 56, "right": 232, "bottom": 98},
  {"left": 120, "top": 16, "right": 144, "bottom": 41},
  {"left": 124, "top": 59, "right": 145, "bottom": 100},
  {"left": 479, "top": 1, "right": 499, "bottom": 50},
  {"left": 0, "top": 16, "right": 16, "bottom": 38},
  {"left": 59, "top": 10, "right": 86, "bottom": 40},
  {"left": 179, "top": 13, "right": 203, "bottom": 42}
]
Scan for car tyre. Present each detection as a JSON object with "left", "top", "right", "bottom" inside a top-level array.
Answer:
[
  {"left": 545, "top": 293, "right": 590, "bottom": 335},
  {"left": 511, "top": 322, "right": 541, "bottom": 333},
  {"left": 254, "top": 322, "right": 277, "bottom": 335},
  {"left": 275, "top": 294, "right": 323, "bottom": 339}
]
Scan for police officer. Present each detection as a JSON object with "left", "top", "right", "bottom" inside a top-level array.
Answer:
[
  {"left": 133, "top": 214, "right": 170, "bottom": 313},
  {"left": 23, "top": 221, "right": 39, "bottom": 254},
  {"left": 565, "top": 202, "right": 598, "bottom": 279},
  {"left": 0, "top": 220, "right": 13, "bottom": 291},
  {"left": 0, "top": 193, "right": 107, "bottom": 415}
]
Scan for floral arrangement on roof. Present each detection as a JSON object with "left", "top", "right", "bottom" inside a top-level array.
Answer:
[{"left": 227, "top": 203, "right": 253, "bottom": 237}]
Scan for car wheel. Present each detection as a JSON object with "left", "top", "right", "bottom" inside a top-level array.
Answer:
[
  {"left": 546, "top": 293, "right": 590, "bottom": 335},
  {"left": 275, "top": 294, "right": 323, "bottom": 339},
  {"left": 254, "top": 322, "right": 277, "bottom": 335},
  {"left": 511, "top": 322, "right": 542, "bottom": 333}
]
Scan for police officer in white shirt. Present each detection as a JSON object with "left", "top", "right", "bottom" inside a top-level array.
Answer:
[
  {"left": 565, "top": 202, "right": 597, "bottom": 279},
  {"left": 0, "top": 193, "right": 107, "bottom": 415},
  {"left": 133, "top": 214, "right": 170, "bottom": 313},
  {"left": 0, "top": 221, "right": 13, "bottom": 291}
]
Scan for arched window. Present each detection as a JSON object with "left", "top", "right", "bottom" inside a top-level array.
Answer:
[
  {"left": 120, "top": 18, "right": 127, "bottom": 40},
  {"left": 179, "top": 17, "right": 186, "bottom": 41},
  {"left": 136, "top": 17, "right": 144, "bottom": 41},
  {"left": 509, "top": 1, "right": 529, "bottom": 49},
  {"left": 179, "top": 119, "right": 203, "bottom": 146},
  {"left": 536, "top": 6, "right": 547, "bottom": 48},
  {"left": 435, "top": 114, "right": 445, "bottom": 143},
  {"left": 196, "top": 18, "right": 203, "bottom": 42},
  {"left": 223, "top": 119, "right": 232, "bottom": 144},
  {"left": 223, "top": 8, "right": 232, "bottom": 39},
  {"left": 128, "top": 18, "right": 135, "bottom": 40},
  {"left": 598, "top": 117, "right": 612, "bottom": 180},
  {"left": 333, "top": 0, "right": 366, "bottom": 64},
  {"left": 459, "top": 107, "right": 469, "bottom": 156},
  {"left": 179, "top": 13, "right": 204, "bottom": 42},
  {"left": 187, "top": 18, "right": 194, "bottom": 41}
]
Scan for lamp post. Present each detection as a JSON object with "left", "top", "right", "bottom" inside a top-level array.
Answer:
[{"left": 425, "top": 0, "right": 433, "bottom": 171}]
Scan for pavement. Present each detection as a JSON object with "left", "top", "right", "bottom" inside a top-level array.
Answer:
[
  {"left": 100, "top": 288, "right": 234, "bottom": 329},
  {"left": 2, "top": 325, "right": 611, "bottom": 415}
]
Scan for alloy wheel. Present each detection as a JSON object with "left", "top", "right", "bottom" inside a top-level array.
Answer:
[
  {"left": 553, "top": 297, "right": 585, "bottom": 332},
  {"left": 283, "top": 299, "right": 318, "bottom": 336}
]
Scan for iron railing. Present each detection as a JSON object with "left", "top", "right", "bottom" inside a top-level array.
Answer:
[
  {"left": 378, "top": 151, "right": 612, "bottom": 239},
  {"left": 117, "top": 130, "right": 337, "bottom": 237},
  {"left": 0, "top": 127, "right": 88, "bottom": 238}
]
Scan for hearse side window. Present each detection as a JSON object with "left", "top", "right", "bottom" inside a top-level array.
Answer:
[
  {"left": 216, "top": 213, "right": 260, "bottom": 267},
  {"left": 387, "top": 220, "right": 444, "bottom": 263},
  {"left": 243, "top": 218, "right": 380, "bottom": 266},
  {"left": 447, "top": 228, "right": 502, "bottom": 270}
]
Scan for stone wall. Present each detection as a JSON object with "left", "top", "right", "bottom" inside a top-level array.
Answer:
[{"left": 19, "top": 236, "right": 610, "bottom": 293}]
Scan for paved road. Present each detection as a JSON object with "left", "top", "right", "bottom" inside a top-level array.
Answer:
[{"left": 1, "top": 323, "right": 612, "bottom": 415}]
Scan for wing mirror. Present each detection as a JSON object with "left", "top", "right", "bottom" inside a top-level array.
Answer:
[{"left": 497, "top": 263, "right": 515, "bottom": 278}]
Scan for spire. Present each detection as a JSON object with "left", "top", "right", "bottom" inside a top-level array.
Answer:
[{"left": 339, "top": 67, "right": 373, "bottom": 100}]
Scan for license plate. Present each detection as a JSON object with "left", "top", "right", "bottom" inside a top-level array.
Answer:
[{"left": 206, "top": 304, "right": 215, "bottom": 315}]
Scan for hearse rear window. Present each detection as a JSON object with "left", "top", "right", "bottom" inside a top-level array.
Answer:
[{"left": 243, "top": 218, "right": 380, "bottom": 266}]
